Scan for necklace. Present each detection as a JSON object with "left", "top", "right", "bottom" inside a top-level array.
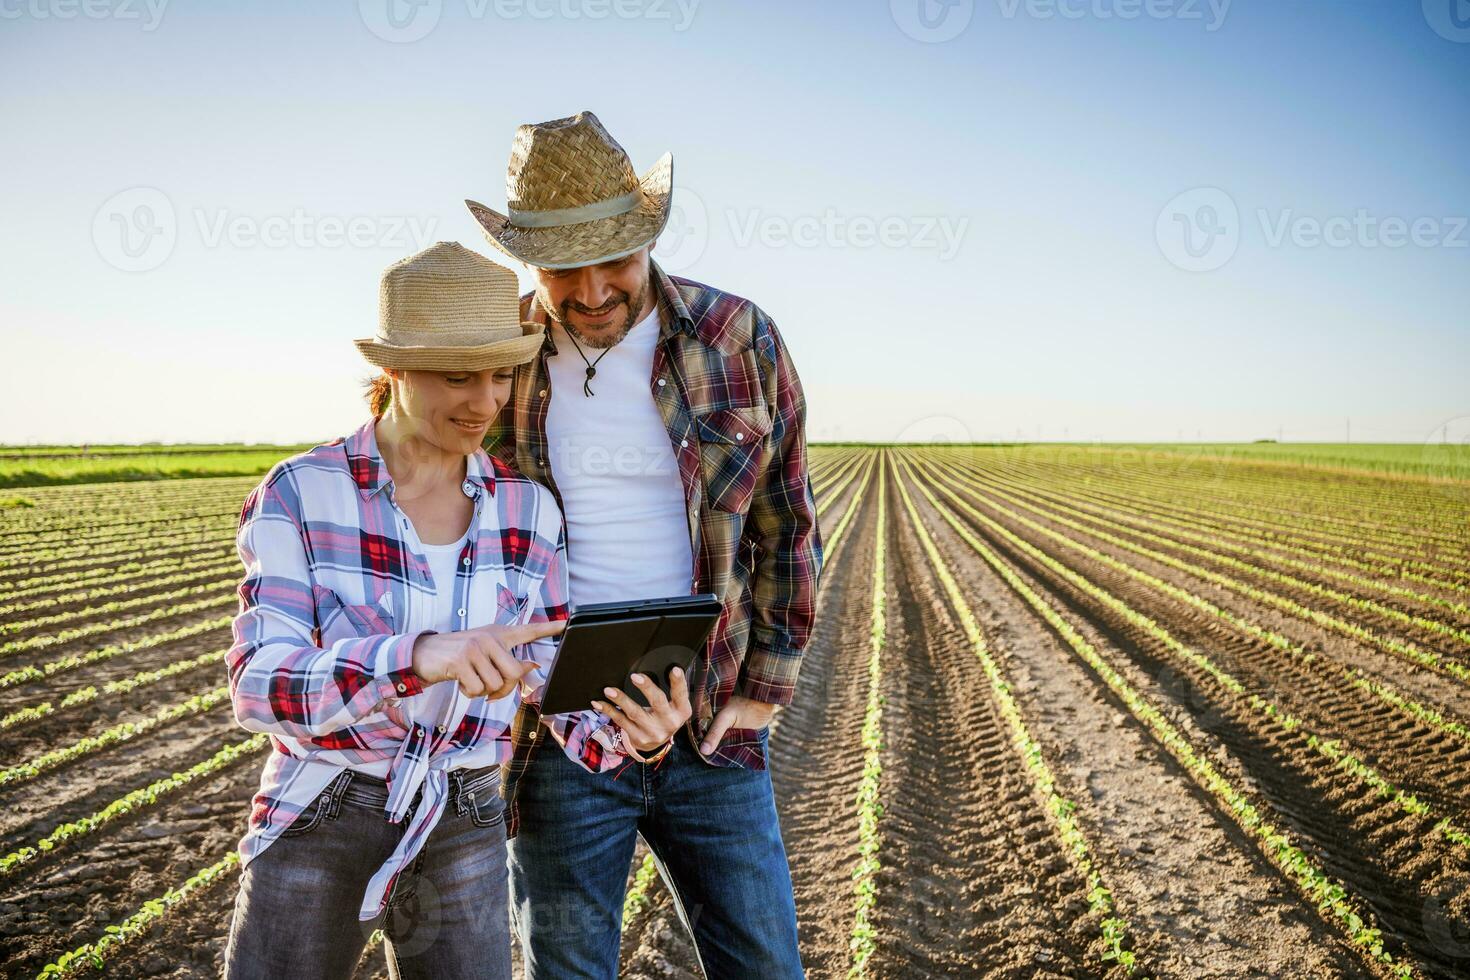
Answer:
[{"left": 561, "top": 325, "right": 612, "bottom": 397}]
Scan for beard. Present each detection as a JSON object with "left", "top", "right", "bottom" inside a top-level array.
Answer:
[{"left": 540, "top": 269, "right": 651, "bottom": 350}]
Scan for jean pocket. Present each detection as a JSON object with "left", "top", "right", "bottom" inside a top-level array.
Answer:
[
  {"left": 465, "top": 787, "right": 506, "bottom": 829},
  {"left": 279, "top": 789, "right": 334, "bottom": 838}
]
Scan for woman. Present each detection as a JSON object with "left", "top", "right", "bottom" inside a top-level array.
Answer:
[{"left": 222, "top": 242, "right": 602, "bottom": 979}]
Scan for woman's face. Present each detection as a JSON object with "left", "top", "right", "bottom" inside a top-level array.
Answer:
[{"left": 392, "top": 367, "right": 516, "bottom": 455}]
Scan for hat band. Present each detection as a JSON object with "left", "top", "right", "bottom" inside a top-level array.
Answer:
[
  {"left": 507, "top": 189, "right": 641, "bottom": 229},
  {"left": 378, "top": 326, "right": 525, "bottom": 347}
]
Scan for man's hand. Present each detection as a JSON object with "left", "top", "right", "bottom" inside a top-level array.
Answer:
[
  {"left": 592, "top": 667, "right": 693, "bottom": 754},
  {"left": 411, "top": 621, "right": 565, "bottom": 700},
  {"left": 699, "top": 694, "right": 777, "bottom": 755}
]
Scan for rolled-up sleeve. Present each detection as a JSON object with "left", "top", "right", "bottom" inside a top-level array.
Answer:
[{"left": 226, "top": 470, "right": 429, "bottom": 739}]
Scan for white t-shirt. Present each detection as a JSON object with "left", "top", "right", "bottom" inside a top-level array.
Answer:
[
  {"left": 545, "top": 304, "right": 694, "bottom": 607},
  {"left": 419, "top": 532, "right": 470, "bottom": 634}
]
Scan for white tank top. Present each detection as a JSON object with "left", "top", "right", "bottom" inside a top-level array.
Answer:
[
  {"left": 419, "top": 531, "right": 470, "bottom": 634},
  {"left": 544, "top": 304, "right": 695, "bottom": 607}
]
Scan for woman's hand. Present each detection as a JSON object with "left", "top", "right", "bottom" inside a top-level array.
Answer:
[
  {"left": 592, "top": 667, "right": 693, "bottom": 753},
  {"left": 411, "top": 621, "right": 565, "bottom": 699}
]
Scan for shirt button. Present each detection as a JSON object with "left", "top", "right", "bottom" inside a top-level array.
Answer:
[
  {"left": 657, "top": 378, "right": 667, "bottom": 387},
  {"left": 680, "top": 439, "right": 689, "bottom": 448},
  {"left": 462, "top": 557, "right": 471, "bottom": 566},
  {"left": 436, "top": 725, "right": 447, "bottom": 734},
  {"left": 736, "top": 432, "right": 745, "bottom": 441},
  {"left": 457, "top": 608, "right": 467, "bottom": 617},
  {"left": 396, "top": 682, "right": 407, "bottom": 693},
  {"left": 538, "top": 389, "right": 547, "bottom": 398},
  {"left": 539, "top": 459, "right": 547, "bottom": 467}
]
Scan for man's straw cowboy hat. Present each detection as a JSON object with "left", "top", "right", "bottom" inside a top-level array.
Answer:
[
  {"left": 354, "top": 242, "right": 545, "bottom": 372},
  {"left": 464, "top": 110, "right": 673, "bottom": 270}
]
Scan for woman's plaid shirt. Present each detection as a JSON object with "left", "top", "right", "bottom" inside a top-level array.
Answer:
[
  {"left": 227, "top": 419, "right": 639, "bottom": 913},
  {"left": 484, "top": 260, "right": 824, "bottom": 834}
]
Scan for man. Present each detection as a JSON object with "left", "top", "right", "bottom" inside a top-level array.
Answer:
[{"left": 466, "top": 110, "right": 821, "bottom": 978}]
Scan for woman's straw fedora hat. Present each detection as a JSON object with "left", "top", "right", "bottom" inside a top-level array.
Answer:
[
  {"left": 354, "top": 242, "right": 545, "bottom": 372},
  {"left": 464, "top": 110, "right": 672, "bottom": 271}
]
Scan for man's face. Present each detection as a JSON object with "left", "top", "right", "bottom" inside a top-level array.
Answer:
[{"left": 532, "top": 247, "right": 653, "bottom": 349}]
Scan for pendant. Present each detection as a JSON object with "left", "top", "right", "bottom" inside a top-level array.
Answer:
[{"left": 586, "top": 366, "right": 597, "bottom": 380}]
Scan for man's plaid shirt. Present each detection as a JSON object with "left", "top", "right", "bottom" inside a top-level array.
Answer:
[{"left": 486, "top": 260, "right": 823, "bottom": 835}]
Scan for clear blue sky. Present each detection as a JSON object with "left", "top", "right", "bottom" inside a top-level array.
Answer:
[{"left": 3, "top": 0, "right": 1466, "bottom": 445}]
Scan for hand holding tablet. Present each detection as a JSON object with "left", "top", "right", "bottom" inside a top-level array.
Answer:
[{"left": 537, "top": 593, "right": 723, "bottom": 716}]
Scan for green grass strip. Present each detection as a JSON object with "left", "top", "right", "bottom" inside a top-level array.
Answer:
[{"left": 847, "top": 452, "right": 887, "bottom": 978}]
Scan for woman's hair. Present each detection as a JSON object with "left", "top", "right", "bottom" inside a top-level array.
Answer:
[{"left": 364, "top": 373, "right": 392, "bottom": 417}]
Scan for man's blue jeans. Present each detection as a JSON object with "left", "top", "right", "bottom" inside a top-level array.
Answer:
[{"left": 507, "top": 728, "right": 804, "bottom": 979}]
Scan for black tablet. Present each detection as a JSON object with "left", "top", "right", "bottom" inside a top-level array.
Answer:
[{"left": 538, "top": 593, "right": 723, "bottom": 716}]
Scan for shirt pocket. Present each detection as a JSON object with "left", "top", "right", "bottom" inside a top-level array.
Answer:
[
  {"left": 695, "top": 406, "right": 774, "bottom": 515},
  {"left": 311, "top": 584, "right": 397, "bottom": 647},
  {"left": 495, "top": 582, "right": 532, "bottom": 625}
]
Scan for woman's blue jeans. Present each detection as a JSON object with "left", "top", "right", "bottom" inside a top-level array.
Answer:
[{"left": 223, "top": 766, "right": 512, "bottom": 980}]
